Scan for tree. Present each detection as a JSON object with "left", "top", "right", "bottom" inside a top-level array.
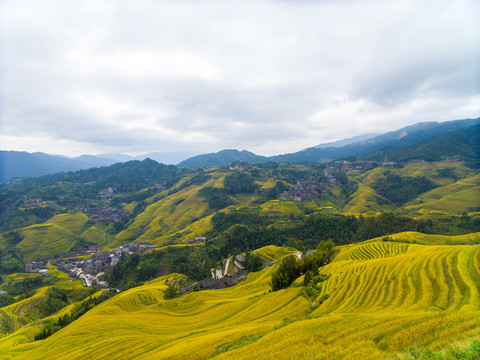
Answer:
[{"left": 164, "top": 284, "right": 177, "bottom": 300}]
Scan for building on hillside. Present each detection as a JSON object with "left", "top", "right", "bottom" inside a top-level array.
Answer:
[
  {"left": 234, "top": 255, "right": 245, "bottom": 269},
  {"left": 195, "top": 237, "right": 206, "bottom": 244}
]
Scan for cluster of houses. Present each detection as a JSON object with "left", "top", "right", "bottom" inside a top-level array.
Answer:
[
  {"left": 99, "top": 188, "right": 113, "bottom": 204},
  {"left": 25, "top": 241, "right": 162, "bottom": 289},
  {"left": 180, "top": 270, "right": 249, "bottom": 292},
  {"left": 186, "top": 237, "right": 207, "bottom": 245},
  {"left": 53, "top": 244, "right": 139, "bottom": 288},
  {"left": 87, "top": 206, "right": 129, "bottom": 224},
  {"left": 23, "top": 197, "right": 48, "bottom": 207},
  {"left": 279, "top": 179, "right": 328, "bottom": 201},
  {"left": 279, "top": 159, "right": 403, "bottom": 202},
  {"left": 24, "top": 261, "right": 50, "bottom": 275}
]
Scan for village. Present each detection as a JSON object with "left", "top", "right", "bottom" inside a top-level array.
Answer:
[
  {"left": 279, "top": 159, "right": 396, "bottom": 201},
  {"left": 25, "top": 241, "right": 161, "bottom": 289},
  {"left": 24, "top": 235, "right": 226, "bottom": 292}
]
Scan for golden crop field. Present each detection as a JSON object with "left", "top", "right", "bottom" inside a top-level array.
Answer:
[
  {"left": 16, "top": 213, "right": 106, "bottom": 262},
  {"left": 401, "top": 174, "right": 480, "bottom": 217},
  {"left": 342, "top": 183, "right": 393, "bottom": 214},
  {"left": 1, "top": 235, "right": 479, "bottom": 359},
  {"left": 115, "top": 172, "right": 228, "bottom": 244}
]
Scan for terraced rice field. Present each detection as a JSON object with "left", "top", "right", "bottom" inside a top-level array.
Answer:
[
  {"left": 401, "top": 174, "right": 480, "bottom": 217},
  {"left": 1, "top": 237, "right": 479, "bottom": 359},
  {"left": 1, "top": 268, "right": 310, "bottom": 360},
  {"left": 365, "top": 231, "right": 480, "bottom": 245},
  {"left": 342, "top": 183, "right": 394, "bottom": 214},
  {"left": 253, "top": 245, "right": 297, "bottom": 262},
  {"left": 0, "top": 267, "right": 86, "bottom": 340},
  {"left": 16, "top": 213, "right": 105, "bottom": 262},
  {"left": 116, "top": 174, "right": 226, "bottom": 244}
]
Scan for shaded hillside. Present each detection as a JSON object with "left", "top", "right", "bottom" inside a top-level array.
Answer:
[
  {"left": 363, "top": 124, "right": 480, "bottom": 164},
  {"left": 177, "top": 149, "right": 268, "bottom": 169},
  {"left": 0, "top": 151, "right": 120, "bottom": 183},
  {"left": 270, "top": 117, "right": 480, "bottom": 163}
]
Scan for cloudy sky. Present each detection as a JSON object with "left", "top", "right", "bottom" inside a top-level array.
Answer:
[{"left": 1, "top": 0, "right": 479, "bottom": 159}]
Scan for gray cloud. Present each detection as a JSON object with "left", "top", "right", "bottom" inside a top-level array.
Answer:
[{"left": 1, "top": 0, "right": 478, "bottom": 157}]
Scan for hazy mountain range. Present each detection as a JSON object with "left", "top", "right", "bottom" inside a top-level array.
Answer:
[{"left": 1, "top": 117, "right": 478, "bottom": 182}]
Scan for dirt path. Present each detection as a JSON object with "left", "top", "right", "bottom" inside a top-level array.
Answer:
[{"left": 224, "top": 258, "right": 230, "bottom": 276}]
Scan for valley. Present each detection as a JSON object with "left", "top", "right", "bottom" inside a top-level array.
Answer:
[{"left": 0, "top": 122, "right": 479, "bottom": 359}]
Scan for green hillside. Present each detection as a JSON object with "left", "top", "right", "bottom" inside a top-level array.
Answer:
[{"left": 1, "top": 234, "right": 479, "bottom": 359}]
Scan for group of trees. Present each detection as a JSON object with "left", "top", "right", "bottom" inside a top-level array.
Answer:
[
  {"left": 372, "top": 171, "right": 438, "bottom": 206},
  {"left": 198, "top": 187, "right": 234, "bottom": 211},
  {"left": 271, "top": 240, "right": 337, "bottom": 291},
  {"left": 224, "top": 173, "right": 258, "bottom": 194},
  {"left": 209, "top": 210, "right": 435, "bottom": 258},
  {"left": 103, "top": 246, "right": 221, "bottom": 291},
  {"left": 34, "top": 290, "right": 115, "bottom": 341}
]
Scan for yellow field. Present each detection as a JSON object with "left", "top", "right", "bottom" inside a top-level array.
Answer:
[
  {"left": 401, "top": 174, "right": 480, "bottom": 217},
  {"left": 1, "top": 235, "right": 479, "bottom": 359},
  {"left": 0, "top": 267, "right": 86, "bottom": 339},
  {"left": 342, "top": 183, "right": 393, "bottom": 214},
  {"left": 253, "top": 245, "right": 297, "bottom": 262},
  {"left": 115, "top": 172, "right": 228, "bottom": 245},
  {"left": 16, "top": 213, "right": 106, "bottom": 262}
]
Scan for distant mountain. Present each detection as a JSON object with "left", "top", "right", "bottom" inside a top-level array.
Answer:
[
  {"left": 363, "top": 123, "right": 480, "bottom": 163},
  {"left": 136, "top": 152, "right": 201, "bottom": 165},
  {"left": 177, "top": 149, "right": 268, "bottom": 169},
  {"left": 96, "top": 153, "right": 136, "bottom": 162},
  {"left": 0, "top": 151, "right": 119, "bottom": 183},
  {"left": 174, "top": 118, "right": 479, "bottom": 168},
  {"left": 270, "top": 117, "right": 480, "bottom": 163},
  {"left": 308, "top": 133, "right": 379, "bottom": 150}
]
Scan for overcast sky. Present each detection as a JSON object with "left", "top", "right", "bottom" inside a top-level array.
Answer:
[{"left": 1, "top": 0, "right": 479, "bottom": 158}]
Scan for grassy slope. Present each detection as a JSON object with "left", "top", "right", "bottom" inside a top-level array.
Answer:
[
  {"left": 0, "top": 267, "right": 87, "bottom": 341},
  {"left": 401, "top": 174, "right": 480, "bottom": 217},
  {"left": 344, "top": 163, "right": 478, "bottom": 216},
  {"left": 2, "top": 234, "right": 480, "bottom": 360},
  {"left": 115, "top": 173, "right": 228, "bottom": 245},
  {"left": 16, "top": 213, "right": 105, "bottom": 262}
]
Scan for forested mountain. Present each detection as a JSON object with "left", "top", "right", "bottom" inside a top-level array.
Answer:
[
  {"left": 177, "top": 149, "right": 269, "bottom": 169},
  {"left": 269, "top": 117, "right": 480, "bottom": 163},
  {"left": 363, "top": 123, "right": 480, "bottom": 165},
  {"left": 177, "top": 117, "right": 480, "bottom": 168}
]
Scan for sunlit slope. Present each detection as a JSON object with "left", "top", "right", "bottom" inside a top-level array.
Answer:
[
  {"left": 2, "top": 269, "right": 309, "bottom": 360},
  {"left": 365, "top": 231, "right": 480, "bottom": 245},
  {"left": 116, "top": 174, "right": 227, "bottom": 244},
  {"left": 0, "top": 289, "right": 104, "bottom": 353},
  {"left": 16, "top": 213, "right": 105, "bottom": 262},
  {"left": 216, "top": 241, "right": 480, "bottom": 360},
  {"left": 342, "top": 183, "right": 393, "bottom": 214},
  {"left": 3, "top": 239, "right": 480, "bottom": 359},
  {"left": 395, "top": 161, "right": 475, "bottom": 186},
  {"left": 319, "top": 241, "right": 480, "bottom": 313},
  {"left": 358, "top": 162, "right": 475, "bottom": 187},
  {"left": 401, "top": 173, "right": 480, "bottom": 217},
  {"left": 0, "top": 268, "right": 86, "bottom": 341},
  {"left": 253, "top": 245, "right": 297, "bottom": 262},
  {"left": 348, "top": 162, "right": 479, "bottom": 215}
]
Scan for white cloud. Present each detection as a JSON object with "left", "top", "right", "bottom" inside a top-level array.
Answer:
[{"left": 1, "top": 0, "right": 478, "bottom": 157}]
